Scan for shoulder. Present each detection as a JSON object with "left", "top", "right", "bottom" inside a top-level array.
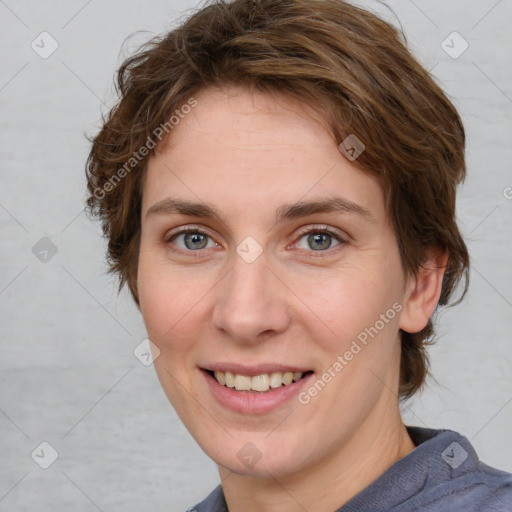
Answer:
[
  {"left": 404, "top": 427, "right": 512, "bottom": 512},
  {"left": 413, "top": 466, "right": 512, "bottom": 512},
  {"left": 453, "top": 461, "right": 512, "bottom": 510}
]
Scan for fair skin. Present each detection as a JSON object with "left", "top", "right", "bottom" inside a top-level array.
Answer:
[{"left": 137, "top": 85, "right": 448, "bottom": 512}]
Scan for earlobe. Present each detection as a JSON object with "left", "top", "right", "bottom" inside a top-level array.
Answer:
[{"left": 399, "top": 248, "right": 449, "bottom": 334}]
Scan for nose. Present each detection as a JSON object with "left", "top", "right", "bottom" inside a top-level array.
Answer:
[{"left": 211, "top": 249, "right": 291, "bottom": 345}]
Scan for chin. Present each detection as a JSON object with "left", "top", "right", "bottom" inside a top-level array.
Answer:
[{"left": 198, "top": 433, "right": 311, "bottom": 479}]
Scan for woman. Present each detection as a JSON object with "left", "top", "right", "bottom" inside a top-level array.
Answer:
[{"left": 85, "top": 0, "right": 512, "bottom": 510}]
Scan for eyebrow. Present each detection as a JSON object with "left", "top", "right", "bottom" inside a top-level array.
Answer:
[{"left": 145, "top": 196, "right": 376, "bottom": 225}]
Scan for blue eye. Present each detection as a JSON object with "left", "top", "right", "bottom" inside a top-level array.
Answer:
[
  {"left": 295, "top": 230, "right": 344, "bottom": 251},
  {"left": 164, "top": 226, "right": 347, "bottom": 257},
  {"left": 166, "top": 228, "right": 216, "bottom": 252}
]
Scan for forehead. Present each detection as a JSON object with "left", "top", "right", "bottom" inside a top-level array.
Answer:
[
  {"left": 142, "top": 85, "right": 384, "bottom": 224},
  {"left": 152, "top": 85, "right": 336, "bottom": 169}
]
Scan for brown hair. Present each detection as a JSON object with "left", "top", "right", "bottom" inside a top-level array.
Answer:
[{"left": 85, "top": 0, "right": 469, "bottom": 401}]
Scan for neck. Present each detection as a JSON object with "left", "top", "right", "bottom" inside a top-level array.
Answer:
[{"left": 219, "top": 399, "right": 416, "bottom": 512}]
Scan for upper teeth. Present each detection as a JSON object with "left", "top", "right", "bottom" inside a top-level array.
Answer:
[{"left": 213, "top": 371, "right": 304, "bottom": 392}]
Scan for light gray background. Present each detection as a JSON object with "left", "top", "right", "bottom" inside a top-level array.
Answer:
[{"left": 1, "top": 1, "right": 511, "bottom": 511}]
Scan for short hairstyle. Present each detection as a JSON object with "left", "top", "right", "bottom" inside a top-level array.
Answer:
[{"left": 85, "top": 0, "right": 470, "bottom": 401}]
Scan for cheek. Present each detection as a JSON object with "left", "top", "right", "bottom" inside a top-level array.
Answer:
[
  {"left": 137, "top": 251, "right": 199, "bottom": 345},
  {"left": 295, "top": 262, "right": 402, "bottom": 348}
]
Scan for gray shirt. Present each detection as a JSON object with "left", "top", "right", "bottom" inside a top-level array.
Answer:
[{"left": 188, "top": 425, "right": 512, "bottom": 511}]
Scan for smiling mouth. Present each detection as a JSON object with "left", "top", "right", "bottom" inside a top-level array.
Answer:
[{"left": 204, "top": 369, "right": 314, "bottom": 393}]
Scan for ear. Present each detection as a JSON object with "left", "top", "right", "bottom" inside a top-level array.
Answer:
[{"left": 399, "top": 247, "right": 449, "bottom": 334}]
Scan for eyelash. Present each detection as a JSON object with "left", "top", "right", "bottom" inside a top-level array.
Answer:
[{"left": 164, "top": 225, "right": 348, "bottom": 258}]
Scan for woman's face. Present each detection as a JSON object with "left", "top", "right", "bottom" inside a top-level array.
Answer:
[{"left": 137, "top": 85, "right": 413, "bottom": 477}]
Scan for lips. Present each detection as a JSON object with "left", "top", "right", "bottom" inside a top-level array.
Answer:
[{"left": 201, "top": 366, "right": 315, "bottom": 414}]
